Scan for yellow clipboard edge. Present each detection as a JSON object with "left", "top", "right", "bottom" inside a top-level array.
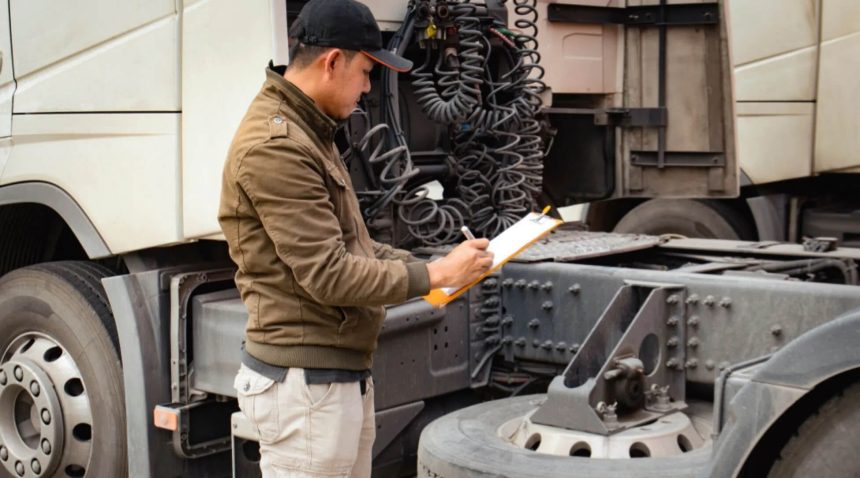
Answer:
[{"left": 423, "top": 218, "right": 563, "bottom": 308}]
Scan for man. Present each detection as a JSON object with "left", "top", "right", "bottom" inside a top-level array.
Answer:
[{"left": 218, "top": 0, "right": 494, "bottom": 476}]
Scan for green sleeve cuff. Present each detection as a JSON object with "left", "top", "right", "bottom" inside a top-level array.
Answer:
[{"left": 405, "top": 261, "right": 431, "bottom": 299}]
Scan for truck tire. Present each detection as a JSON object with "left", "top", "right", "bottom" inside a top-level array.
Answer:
[
  {"left": 0, "top": 262, "right": 126, "bottom": 478},
  {"left": 766, "top": 381, "right": 860, "bottom": 478},
  {"left": 418, "top": 395, "right": 710, "bottom": 478},
  {"left": 613, "top": 199, "right": 754, "bottom": 240}
]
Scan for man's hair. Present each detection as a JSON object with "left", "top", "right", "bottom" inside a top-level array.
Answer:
[{"left": 288, "top": 42, "right": 359, "bottom": 70}]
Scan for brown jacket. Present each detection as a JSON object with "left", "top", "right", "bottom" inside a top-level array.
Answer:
[{"left": 218, "top": 65, "right": 430, "bottom": 370}]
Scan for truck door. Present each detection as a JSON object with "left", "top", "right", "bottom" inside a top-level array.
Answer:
[
  {"left": 540, "top": 0, "right": 738, "bottom": 204},
  {"left": 0, "top": 0, "right": 12, "bottom": 173}
]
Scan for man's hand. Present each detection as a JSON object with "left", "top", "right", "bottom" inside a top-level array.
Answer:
[{"left": 426, "top": 239, "right": 494, "bottom": 289}]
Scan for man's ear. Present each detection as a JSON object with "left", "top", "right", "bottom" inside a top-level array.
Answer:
[{"left": 322, "top": 49, "right": 342, "bottom": 77}]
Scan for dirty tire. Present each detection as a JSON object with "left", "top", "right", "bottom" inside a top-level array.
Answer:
[
  {"left": 417, "top": 395, "right": 710, "bottom": 478},
  {"left": 613, "top": 199, "right": 754, "bottom": 240},
  {"left": 767, "top": 381, "right": 860, "bottom": 478},
  {"left": 0, "top": 262, "right": 126, "bottom": 478}
]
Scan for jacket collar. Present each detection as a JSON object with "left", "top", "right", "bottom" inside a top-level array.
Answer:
[{"left": 265, "top": 63, "right": 338, "bottom": 144}]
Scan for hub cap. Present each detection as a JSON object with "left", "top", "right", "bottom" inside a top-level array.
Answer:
[{"left": 0, "top": 334, "right": 93, "bottom": 477}]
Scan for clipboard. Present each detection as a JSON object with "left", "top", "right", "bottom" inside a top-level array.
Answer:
[{"left": 423, "top": 212, "right": 563, "bottom": 307}]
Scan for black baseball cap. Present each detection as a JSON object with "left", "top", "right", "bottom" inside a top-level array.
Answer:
[{"left": 291, "top": 0, "right": 413, "bottom": 73}]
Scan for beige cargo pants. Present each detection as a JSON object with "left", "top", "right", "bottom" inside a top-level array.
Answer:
[{"left": 234, "top": 365, "right": 376, "bottom": 477}]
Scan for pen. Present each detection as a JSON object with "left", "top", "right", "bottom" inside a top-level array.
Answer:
[
  {"left": 533, "top": 205, "right": 552, "bottom": 222},
  {"left": 460, "top": 225, "right": 476, "bottom": 241}
]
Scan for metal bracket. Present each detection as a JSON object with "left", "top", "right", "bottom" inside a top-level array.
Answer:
[
  {"left": 594, "top": 108, "right": 667, "bottom": 127},
  {"left": 530, "top": 283, "right": 687, "bottom": 435},
  {"left": 631, "top": 151, "right": 726, "bottom": 168},
  {"left": 547, "top": 3, "right": 719, "bottom": 26}
]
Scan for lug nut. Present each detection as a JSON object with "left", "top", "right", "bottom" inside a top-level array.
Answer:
[
  {"left": 30, "top": 381, "right": 40, "bottom": 397},
  {"left": 40, "top": 409, "right": 51, "bottom": 425},
  {"left": 41, "top": 439, "right": 51, "bottom": 455},
  {"left": 31, "top": 459, "right": 41, "bottom": 474},
  {"left": 0, "top": 445, "right": 8, "bottom": 461},
  {"left": 0, "top": 370, "right": 6, "bottom": 386},
  {"left": 13, "top": 366, "right": 23, "bottom": 382},
  {"left": 15, "top": 461, "right": 24, "bottom": 476}
]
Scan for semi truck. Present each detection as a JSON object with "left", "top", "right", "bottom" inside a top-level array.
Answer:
[{"left": 0, "top": 1, "right": 858, "bottom": 477}]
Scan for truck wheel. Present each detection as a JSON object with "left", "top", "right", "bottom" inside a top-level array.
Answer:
[
  {"left": 613, "top": 199, "right": 754, "bottom": 240},
  {"left": 418, "top": 395, "right": 711, "bottom": 478},
  {"left": 766, "top": 381, "right": 860, "bottom": 478},
  {"left": 0, "top": 262, "right": 126, "bottom": 478}
]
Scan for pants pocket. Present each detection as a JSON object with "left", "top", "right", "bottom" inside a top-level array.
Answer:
[{"left": 234, "top": 365, "right": 278, "bottom": 441}]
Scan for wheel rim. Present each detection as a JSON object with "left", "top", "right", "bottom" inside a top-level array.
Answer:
[
  {"left": 0, "top": 334, "right": 93, "bottom": 477},
  {"left": 498, "top": 398, "right": 713, "bottom": 459}
]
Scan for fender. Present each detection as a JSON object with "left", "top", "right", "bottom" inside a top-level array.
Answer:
[
  {"left": 704, "top": 310, "right": 860, "bottom": 478},
  {"left": 0, "top": 181, "right": 111, "bottom": 258}
]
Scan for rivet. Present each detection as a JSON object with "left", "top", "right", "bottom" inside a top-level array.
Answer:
[
  {"left": 685, "top": 294, "right": 699, "bottom": 305},
  {"left": 666, "top": 316, "right": 679, "bottom": 327},
  {"left": 41, "top": 439, "right": 51, "bottom": 455},
  {"left": 541, "top": 301, "right": 553, "bottom": 310},
  {"left": 568, "top": 284, "right": 581, "bottom": 295},
  {"left": 556, "top": 342, "right": 567, "bottom": 351},
  {"left": 13, "top": 366, "right": 23, "bottom": 382},
  {"left": 483, "top": 278, "right": 498, "bottom": 288},
  {"left": 666, "top": 358, "right": 679, "bottom": 369},
  {"left": 501, "top": 316, "right": 513, "bottom": 326},
  {"left": 687, "top": 338, "right": 700, "bottom": 349},
  {"left": 770, "top": 324, "right": 782, "bottom": 336},
  {"left": 666, "top": 294, "right": 680, "bottom": 305},
  {"left": 515, "top": 279, "right": 527, "bottom": 289},
  {"left": 719, "top": 297, "right": 732, "bottom": 308},
  {"left": 514, "top": 337, "right": 526, "bottom": 347},
  {"left": 532, "top": 339, "right": 541, "bottom": 348},
  {"left": 541, "top": 281, "right": 553, "bottom": 291},
  {"left": 528, "top": 280, "right": 540, "bottom": 290},
  {"left": 501, "top": 336, "right": 512, "bottom": 345},
  {"left": 31, "top": 459, "right": 41, "bottom": 474},
  {"left": 687, "top": 316, "right": 700, "bottom": 327},
  {"left": 30, "top": 381, "right": 40, "bottom": 397},
  {"left": 541, "top": 340, "right": 553, "bottom": 350},
  {"left": 718, "top": 361, "right": 730, "bottom": 370},
  {"left": 686, "top": 359, "right": 698, "bottom": 369},
  {"left": 272, "top": 116, "right": 284, "bottom": 124},
  {"left": 528, "top": 318, "right": 540, "bottom": 329},
  {"left": 667, "top": 337, "right": 679, "bottom": 348},
  {"left": 705, "top": 360, "right": 716, "bottom": 370},
  {"left": 703, "top": 295, "right": 716, "bottom": 307},
  {"left": 502, "top": 278, "right": 514, "bottom": 288},
  {"left": 40, "top": 409, "right": 51, "bottom": 425},
  {"left": 569, "top": 343, "right": 580, "bottom": 354}
]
